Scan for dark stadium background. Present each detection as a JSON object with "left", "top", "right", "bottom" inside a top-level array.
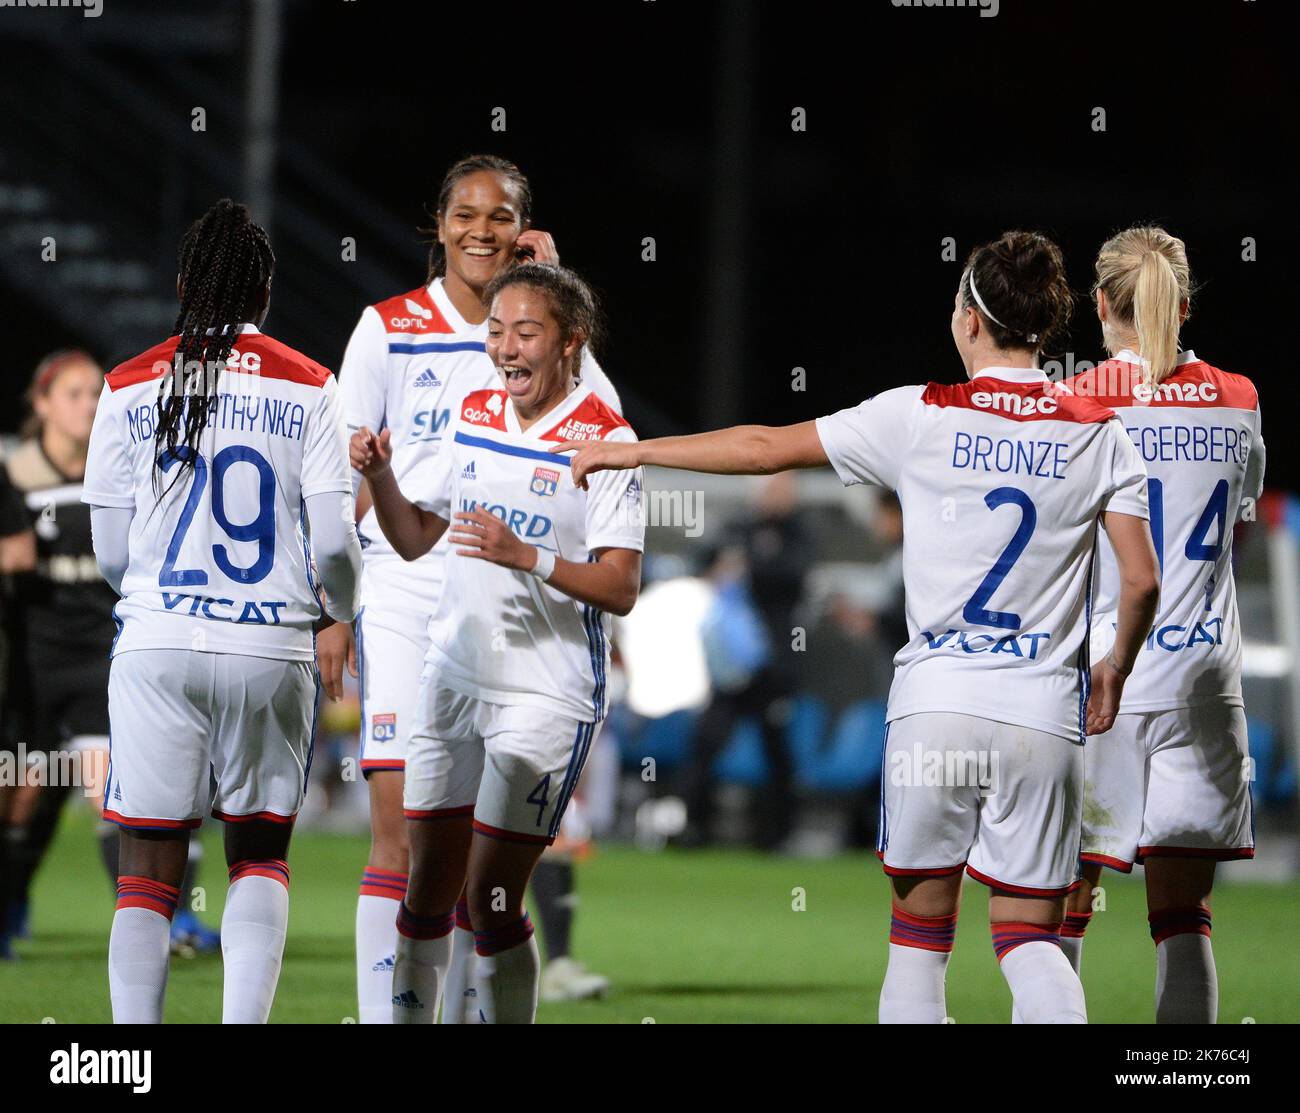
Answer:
[{"left": 0, "top": 0, "right": 1294, "bottom": 492}]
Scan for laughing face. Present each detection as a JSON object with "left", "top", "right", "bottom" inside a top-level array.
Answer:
[
  {"left": 437, "top": 170, "right": 526, "bottom": 293},
  {"left": 486, "top": 284, "right": 579, "bottom": 417}
]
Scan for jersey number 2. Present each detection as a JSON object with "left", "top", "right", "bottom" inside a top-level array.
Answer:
[{"left": 963, "top": 487, "right": 1038, "bottom": 631}]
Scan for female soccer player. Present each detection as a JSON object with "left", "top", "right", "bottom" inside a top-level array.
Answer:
[
  {"left": 351, "top": 263, "right": 643, "bottom": 1024},
  {"left": 1060, "top": 227, "right": 1264, "bottom": 1023},
  {"left": 329, "top": 155, "right": 621, "bottom": 1022},
  {"left": 554, "top": 231, "right": 1163, "bottom": 1023},
  {"left": 83, "top": 199, "right": 362, "bottom": 1023}
]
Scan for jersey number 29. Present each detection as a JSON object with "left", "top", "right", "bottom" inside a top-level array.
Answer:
[{"left": 158, "top": 445, "right": 276, "bottom": 587}]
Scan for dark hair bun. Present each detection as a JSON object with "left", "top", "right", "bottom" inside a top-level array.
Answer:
[{"left": 964, "top": 230, "right": 1073, "bottom": 352}]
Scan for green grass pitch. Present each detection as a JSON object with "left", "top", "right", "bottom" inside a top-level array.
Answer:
[{"left": 2, "top": 809, "right": 1296, "bottom": 1023}]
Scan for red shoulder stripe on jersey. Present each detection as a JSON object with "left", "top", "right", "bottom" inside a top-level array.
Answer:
[
  {"left": 921, "top": 378, "right": 1114, "bottom": 424},
  {"left": 107, "top": 335, "right": 330, "bottom": 391},
  {"left": 373, "top": 285, "right": 454, "bottom": 335},
  {"left": 1069, "top": 359, "right": 1258, "bottom": 411},
  {"left": 240, "top": 334, "right": 333, "bottom": 388},
  {"left": 539, "top": 393, "right": 632, "bottom": 442},
  {"left": 459, "top": 389, "right": 509, "bottom": 430},
  {"left": 106, "top": 337, "right": 180, "bottom": 392}
]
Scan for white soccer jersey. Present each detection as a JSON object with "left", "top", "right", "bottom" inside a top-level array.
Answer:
[
  {"left": 413, "top": 384, "right": 645, "bottom": 723},
  {"left": 82, "top": 325, "right": 353, "bottom": 662},
  {"left": 339, "top": 277, "right": 622, "bottom": 602},
  {"left": 815, "top": 365, "right": 1149, "bottom": 743},
  {"left": 1070, "top": 351, "right": 1264, "bottom": 711}
]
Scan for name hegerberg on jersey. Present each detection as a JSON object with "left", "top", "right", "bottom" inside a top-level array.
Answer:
[
  {"left": 82, "top": 325, "right": 354, "bottom": 661},
  {"left": 816, "top": 365, "right": 1149, "bottom": 743}
]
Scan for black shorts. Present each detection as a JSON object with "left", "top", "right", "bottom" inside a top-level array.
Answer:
[{"left": 4, "top": 656, "right": 111, "bottom": 751}]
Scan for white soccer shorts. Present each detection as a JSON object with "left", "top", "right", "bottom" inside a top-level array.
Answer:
[
  {"left": 403, "top": 676, "right": 599, "bottom": 846},
  {"left": 877, "top": 711, "right": 1084, "bottom": 897},
  {"left": 355, "top": 602, "right": 431, "bottom": 775},
  {"left": 104, "top": 649, "right": 316, "bottom": 830},
  {"left": 1080, "top": 704, "right": 1253, "bottom": 872}
]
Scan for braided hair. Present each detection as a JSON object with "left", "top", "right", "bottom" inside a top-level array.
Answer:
[{"left": 155, "top": 199, "right": 274, "bottom": 495}]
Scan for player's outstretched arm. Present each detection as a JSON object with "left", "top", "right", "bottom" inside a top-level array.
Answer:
[
  {"left": 449, "top": 508, "right": 641, "bottom": 616},
  {"left": 1086, "top": 510, "right": 1160, "bottom": 735},
  {"left": 551, "top": 421, "right": 829, "bottom": 488},
  {"left": 349, "top": 427, "right": 448, "bottom": 561}
]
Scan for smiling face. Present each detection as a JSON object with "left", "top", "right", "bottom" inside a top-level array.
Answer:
[
  {"left": 36, "top": 357, "right": 102, "bottom": 446},
  {"left": 437, "top": 170, "right": 526, "bottom": 294},
  {"left": 486, "top": 284, "right": 579, "bottom": 417}
]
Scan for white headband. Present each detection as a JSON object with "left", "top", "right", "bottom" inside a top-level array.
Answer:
[{"left": 968, "top": 269, "right": 1038, "bottom": 345}]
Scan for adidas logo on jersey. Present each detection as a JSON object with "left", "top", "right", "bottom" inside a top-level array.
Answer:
[
  {"left": 413, "top": 368, "right": 441, "bottom": 388},
  {"left": 462, "top": 460, "right": 477, "bottom": 481},
  {"left": 372, "top": 954, "right": 395, "bottom": 972},
  {"left": 392, "top": 990, "right": 425, "bottom": 1010}
]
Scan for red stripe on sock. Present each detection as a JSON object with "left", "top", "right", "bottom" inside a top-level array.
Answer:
[
  {"left": 1061, "top": 911, "right": 1093, "bottom": 939},
  {"left": 991, "top": 920, "right": 1062, "bottom": 962},
  {"left": 359, "top": 868, "right": 408, "bottom": 899},
  {"left": 1149, "top": 905, "right": 1212, "bottom": 945},
  {"left": 228, "top": 858, "right": 291, "bottom": 889},
  {"left": 396, "top": 902, "right": 454, "bottom": 941},
  {"left": 888, "top": 905, "right": 958, "bottom": 953},
  {"left": 115, "top": 875, "right": 181, "bottom": 920},
  {"left": 474, "top": 912, "right": 534, "bottom": 957}
]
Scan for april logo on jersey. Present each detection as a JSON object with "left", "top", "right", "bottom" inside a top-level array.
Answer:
[
  {"left": 462, "top": 460, "right": 477, "bottom": 481},
  {"left": 413, "top": 368, "right": 441, "bottom": 389},
  {"left": 372, "top": 712, "right": 397, "bottom": 742},
  {"left": 486, "top": 393, "right": 504, "bottom": 415},
  {"left": 530, "top": 467, "right": 560, "bottom": 497}
]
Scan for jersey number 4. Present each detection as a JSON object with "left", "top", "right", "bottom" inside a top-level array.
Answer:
[{"left": 158, "top": 445, "right": 277, "bottom": 587}]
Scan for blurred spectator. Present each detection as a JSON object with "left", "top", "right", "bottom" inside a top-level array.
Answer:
[
  {"left": 678, "top": 473, "right": 817, "bottom": 850},
  {"left": 0, "top": 459, "right": 37, "bottom": 961}
]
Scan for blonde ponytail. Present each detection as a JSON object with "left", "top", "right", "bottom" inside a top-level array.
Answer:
[
  {"left": 1133, "top": 249, "right": 1182, "bottom": 384},
  {"left": 1094, "top": 226, "right": 1191, "bottom": 386}
]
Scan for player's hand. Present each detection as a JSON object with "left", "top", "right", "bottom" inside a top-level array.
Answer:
[
  {"left": 350, "top": 427, "right": 392, "bottom": 478},
  {"left": 317, "top": 619, "right": 357, "bottom": 702},
  {"left": 549, "top": 439, "right": 641, "bottom": 489},
  {"left": 513, "top": 229, "right": 559, "bottom": 266},
  {"left": 449, "top": 507, "right": 533, "bottom": 571},
  {"left": 1085, "top": 656, "right": 1127, "bottom": 735}
]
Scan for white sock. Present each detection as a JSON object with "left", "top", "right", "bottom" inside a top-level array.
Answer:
[
  {"left": 879, "top": 943, "right": 951, "bottom": 1023},
  {"left": 221, "top": 862, "right": 290, "bottom": 1024},
  {"left": 443, "top": 922, "right": 480, "bottom": 1023},
  {"left": 109, "top": 889, "right": 176, "bottom": 1024},
  {"left": 356, "top": 869, "right": 406, "bottom": 1024},
  {"left": 392, "top": 904, "right": 453, "bottom": 1024},
  {"left": 998, "top": 937, "right": 1087, "bottom": 1024},
  {"left": 1155, "top": 932, "right": 1217, "bottom": 1024},
  {"left": 476, "top": 914, "right": 540, "bottom": 1024}
]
